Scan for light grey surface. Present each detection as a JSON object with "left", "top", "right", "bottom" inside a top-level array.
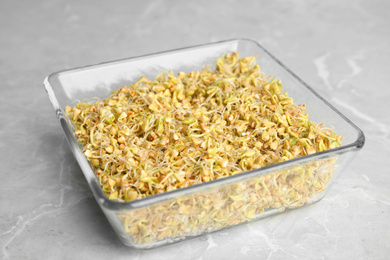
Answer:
[{"left": 1, "top": 1, "right": 389, "bottom": 259}]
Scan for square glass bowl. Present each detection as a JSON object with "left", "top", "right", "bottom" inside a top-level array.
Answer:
[{"left": 44, "top": 38, "right": 364, "bottom": 249}]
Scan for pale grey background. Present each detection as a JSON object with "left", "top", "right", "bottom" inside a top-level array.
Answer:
[{"left": 1, "top": 1, "right": 389, "bottom": 259}]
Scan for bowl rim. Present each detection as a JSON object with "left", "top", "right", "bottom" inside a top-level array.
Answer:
[{"left": 44, "top": 38, "right": 365, "bottom": 211}]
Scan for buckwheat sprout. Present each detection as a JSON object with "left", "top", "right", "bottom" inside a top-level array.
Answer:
[{"left": 68, "top": 52, "right": 342, "bottom": 244}]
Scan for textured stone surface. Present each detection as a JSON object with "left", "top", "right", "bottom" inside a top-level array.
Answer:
[{"left": 1, "top": 1, "right": 389, "bottom": 259}]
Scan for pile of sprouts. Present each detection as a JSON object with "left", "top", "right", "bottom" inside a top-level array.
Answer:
[{"left": 66, "top": 52, "right": 342, "bottom": 202}]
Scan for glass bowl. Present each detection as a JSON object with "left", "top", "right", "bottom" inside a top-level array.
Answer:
[{"left": 44, "top": 38, "right": 365, "bottom": 249}]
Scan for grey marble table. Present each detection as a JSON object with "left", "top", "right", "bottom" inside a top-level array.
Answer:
[{"left": 1, "top": 1, "right": 389, "bottom": 259}]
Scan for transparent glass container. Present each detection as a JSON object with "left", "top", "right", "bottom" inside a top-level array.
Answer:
[{"left": 44, "top": 39, "right": 365, "bottom": 249}]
